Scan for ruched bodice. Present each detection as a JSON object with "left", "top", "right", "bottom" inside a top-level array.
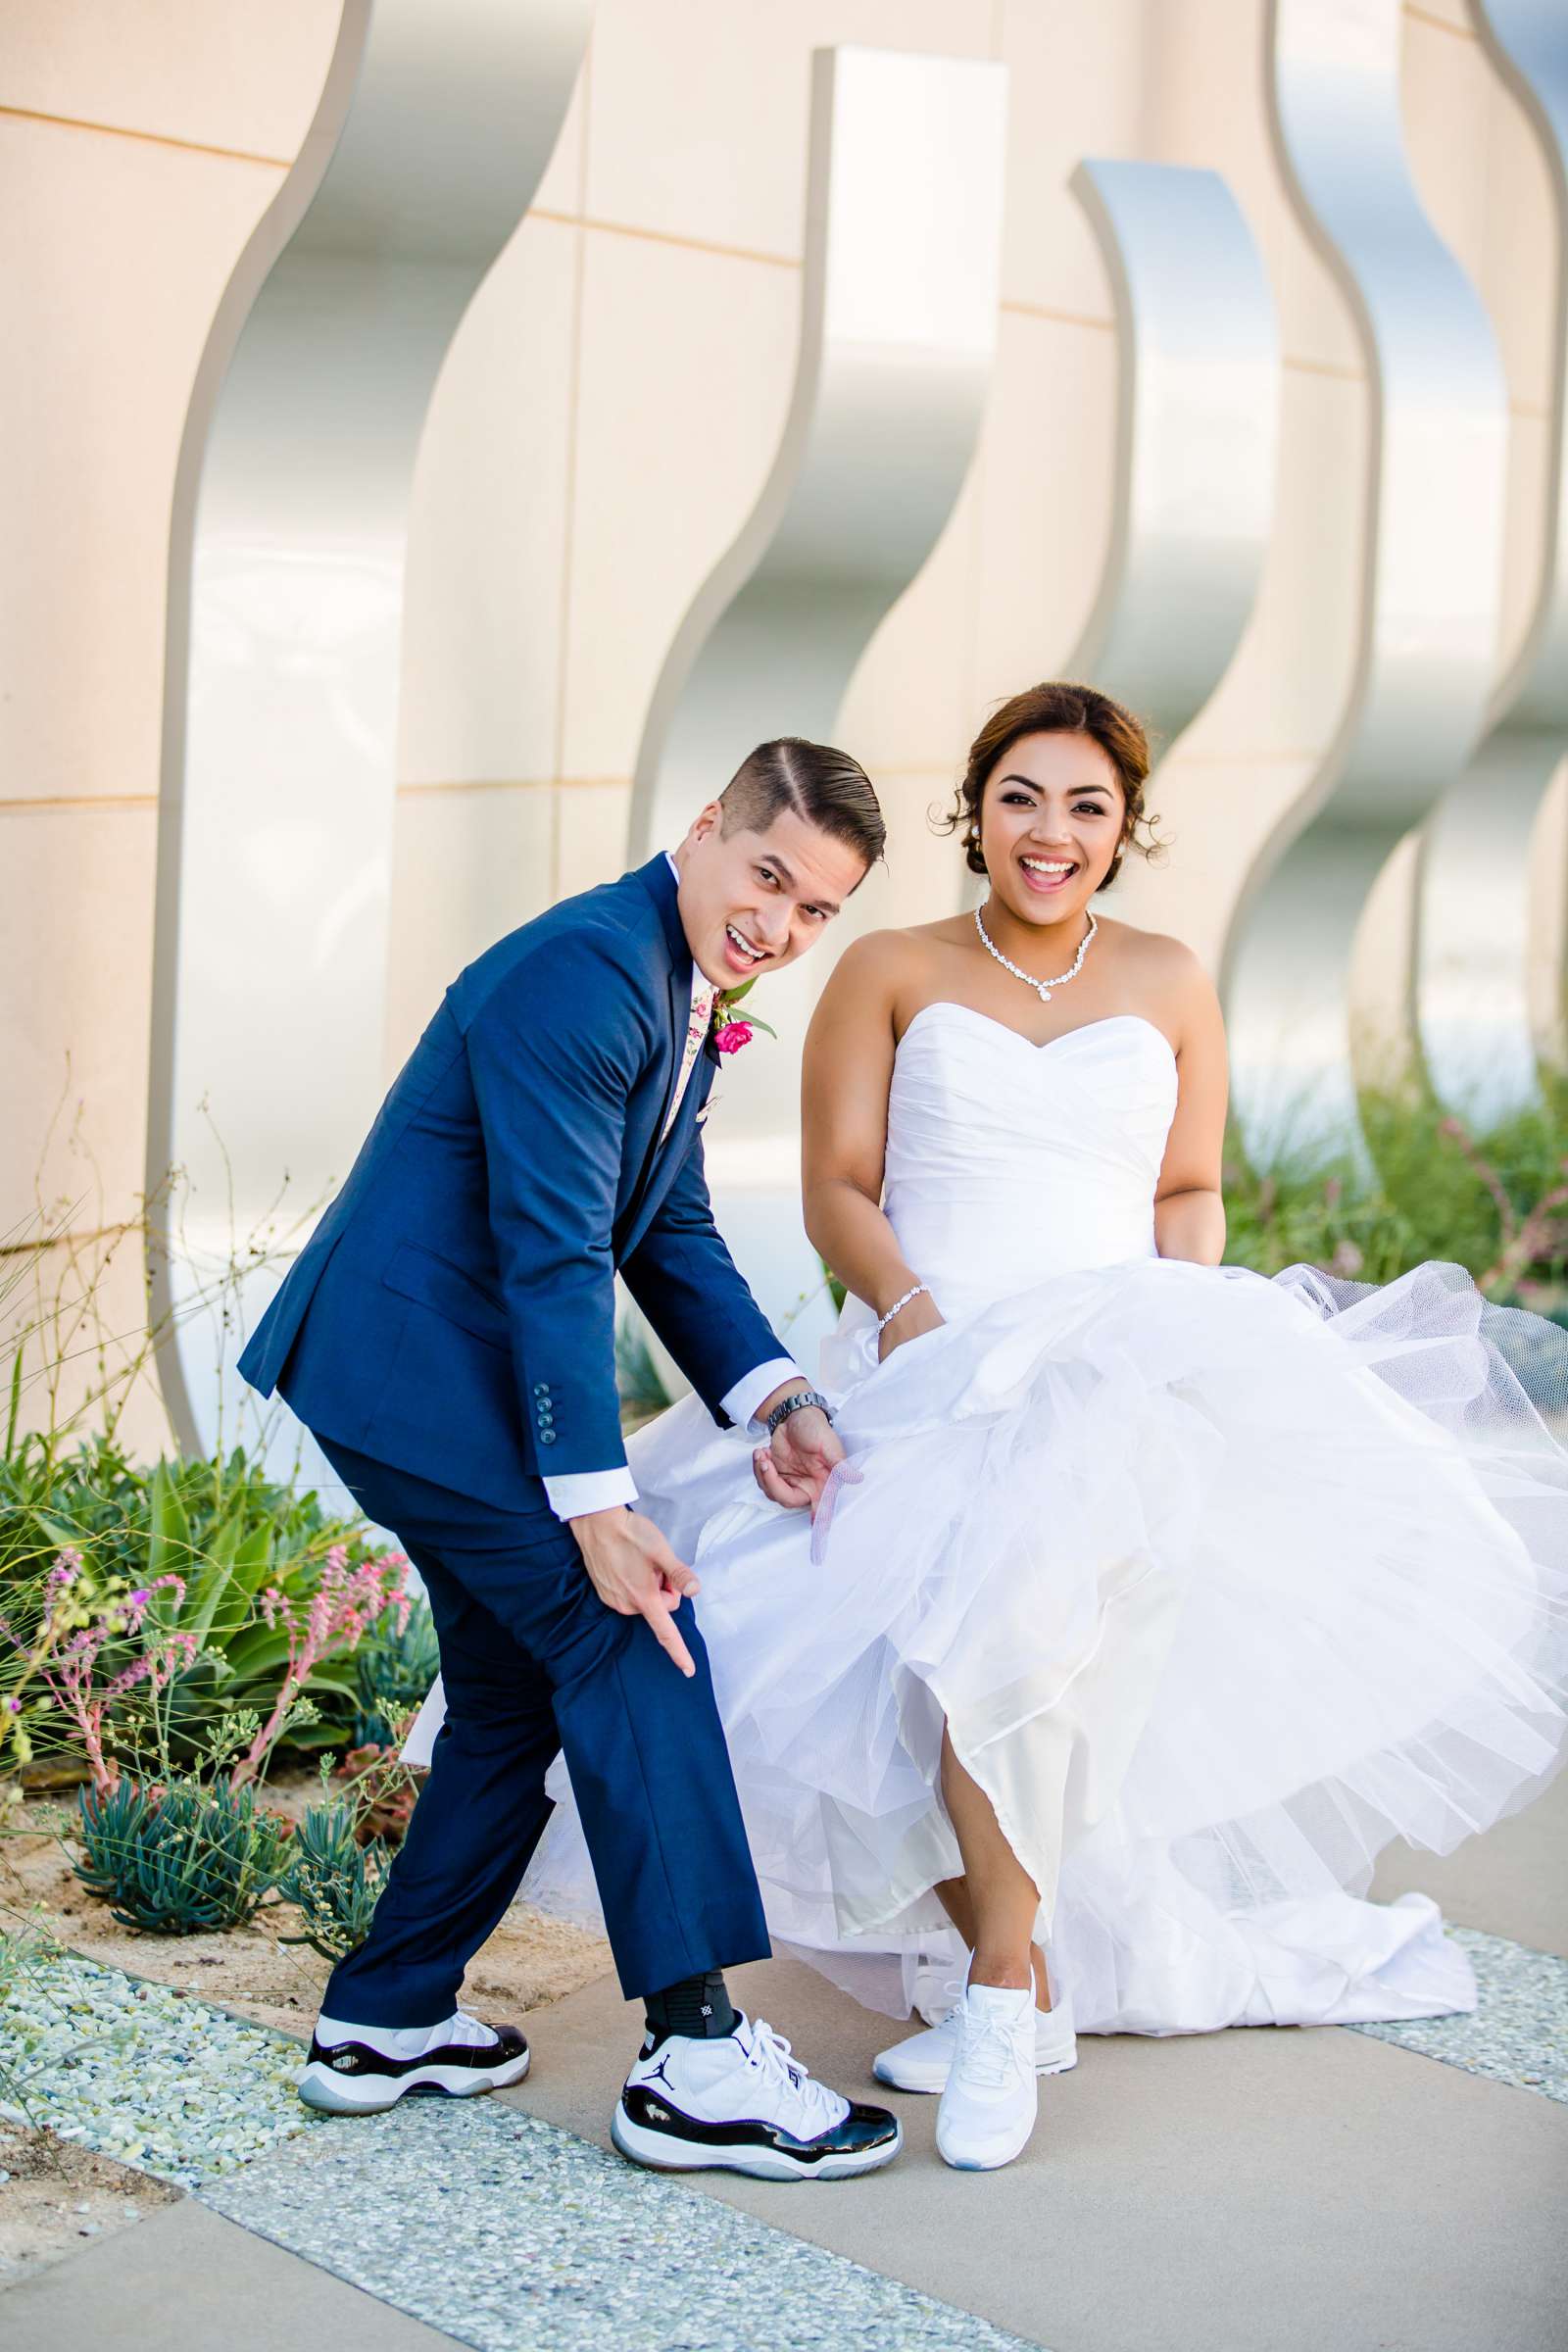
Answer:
[{"left": 877, "top": 1004, "right": 1179, "bottom": 1323}]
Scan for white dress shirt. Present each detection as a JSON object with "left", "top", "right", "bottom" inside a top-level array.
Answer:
[{"left": 540, "top": 854, "right": 799, "bottom": 1520}]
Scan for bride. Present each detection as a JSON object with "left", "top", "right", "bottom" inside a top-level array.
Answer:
[{"left": 423, "top": 680, "right": 1568, "bottom": 2172}]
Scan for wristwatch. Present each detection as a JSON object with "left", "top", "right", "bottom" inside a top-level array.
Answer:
[{"left": 763, "top": 1387, "right": 835, "bottom": 1439}]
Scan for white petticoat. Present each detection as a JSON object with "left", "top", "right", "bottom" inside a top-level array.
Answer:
[{"left": 510, "top": 1255, "right": 1568, "bottom": 2034}]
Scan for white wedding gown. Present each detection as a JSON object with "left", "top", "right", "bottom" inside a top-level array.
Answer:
[{"left": 413, "top": 1004, "right": 1568, "bottom": 2034}]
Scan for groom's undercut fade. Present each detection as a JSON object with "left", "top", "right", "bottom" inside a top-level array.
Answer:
[{"left": 720, "top": 738, "right": 886, "bottom": 882}]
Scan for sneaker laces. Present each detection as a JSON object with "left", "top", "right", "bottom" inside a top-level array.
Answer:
[
  {"left": 955, "top": 2004, "right": 1032, "bottom": 2092},
  {"left": 448, "top": 2008, "right": 500, "bottom": 2051},
  {"left": 740, "top": 2018, "right": 845, "bottom": 2135}
]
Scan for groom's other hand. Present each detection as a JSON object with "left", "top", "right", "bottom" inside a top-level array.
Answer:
[
  {"left": 752, "top": 1391, "right": 844, "bottom": 1515},
  {"left": 568, "top": 1508, "right": 701, "bottom": 1676}
]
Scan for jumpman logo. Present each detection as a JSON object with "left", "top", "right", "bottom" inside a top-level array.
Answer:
[{"left": 644, "top": 2052, "right": 676, "bottom": 2090}]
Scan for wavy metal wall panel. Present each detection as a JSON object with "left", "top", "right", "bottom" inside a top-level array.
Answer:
[
  {"left": 1065, "top": 158, "right": 1280, "bottom": 747},
  {"left": 1220, "top": 0, "right": 1510, "bottom": 1168},
  {"left": 147, "top": 0, "right": 591, "bottom": 1455},
  {"left": 1416, "top": 0, "right": 1568, "bottom": 1123},
  {"left": 626, "top": 43, "right": 1006, "bottom": 1337}
]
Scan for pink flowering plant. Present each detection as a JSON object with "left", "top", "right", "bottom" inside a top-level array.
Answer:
[
  {"left": 237, "top": 1544, "right": 411, "bottom": 1786},
  {"left": 0, "top": 1443, "right": 413, "bottom": 1792}
]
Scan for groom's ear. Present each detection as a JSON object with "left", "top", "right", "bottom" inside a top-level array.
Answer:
[{"left": 684, "top": 801, "right": 725, "bottom": 852}]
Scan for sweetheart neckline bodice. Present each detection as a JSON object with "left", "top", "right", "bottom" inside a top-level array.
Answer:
[
  {"left": 896, "top": 1002, "right": 1177, "bottom": 1071},
  {"left": 876, "top": 996, "right": 1180, "bottom": 1318}
]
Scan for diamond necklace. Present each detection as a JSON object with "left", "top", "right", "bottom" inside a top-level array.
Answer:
[{"left": 973, "top": 904, "right": 1098, "bottom": 1003}]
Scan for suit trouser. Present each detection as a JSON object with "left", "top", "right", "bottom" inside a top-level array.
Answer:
[{"left": 314, "top": 1438, "right": 771, "bottom": 2026}]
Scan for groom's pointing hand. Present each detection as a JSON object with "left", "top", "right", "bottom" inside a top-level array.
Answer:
[{"left": 567, "top": 1506, "right": 701, "bottom": 1676}]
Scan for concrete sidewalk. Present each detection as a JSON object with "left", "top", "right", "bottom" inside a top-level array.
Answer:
[
  {"left": 11, "top": 1776, "right": 1567, "bottom": 2352},
  {"left": 513, "top": 1949, "right": 1567, "bottom": 2352}
]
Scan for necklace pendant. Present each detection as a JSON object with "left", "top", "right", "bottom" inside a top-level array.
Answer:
[{"left": 1038, "top": 984, "right": 1052, "bottom": 1003}]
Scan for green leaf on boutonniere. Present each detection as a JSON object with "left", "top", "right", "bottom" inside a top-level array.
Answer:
[{"left": 712, "top": 979, "right": 776, "bottom": 1040}]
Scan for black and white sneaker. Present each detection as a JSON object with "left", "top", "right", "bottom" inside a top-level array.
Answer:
[
  {"left": 612, "top": 2013, "right": 901, "bottom": 2182},
  {"left": 298, "top": 2007, "right": 530, "bottom": 2114}
]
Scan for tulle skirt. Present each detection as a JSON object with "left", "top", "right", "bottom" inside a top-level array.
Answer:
[{"left": 517, "top": 1257, "right": 1568, "bottom": 2033}]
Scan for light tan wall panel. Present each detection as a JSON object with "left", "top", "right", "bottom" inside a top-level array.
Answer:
[
  {"left": 995, "top": 0, "right": 1144, "bottom": 321},
  {"left": 1407, "top": 0, "right": 1472, "bottom": 32},
  {"left": 1, "top": 1231, "right": 175, "bottom": 1464},
  {"left": 396, "top": 215, "right": 580, "bottom": 791},
  {"left": 559, "top": 229, "right": 800, "bottom": 788},
  {"left": 1, "top": 804, "right": 157, "bottom": 1223},
  {"left": 834, "top": 462, "right": 984, "bottom": 789},
  {"left": 969, "top": 310, "right": 1119, "bottom": 715},
  {"left": 0, "top": 117, "right": 282, "bottom": 807},
  {"left": 556, "top": 778, "right": 634, "bottom": 900},
  {"left": 0, "top": 0, "right": 336, "bottom": 161},
  {"left": 1475, "top": 53, "right": 1558, "bottom": 411},
  {"left": 384, "top": 783, "right": 558, "bottom": 1071},
  {"left": 584, "top": 0, "right": 995, "bottom": 260}
]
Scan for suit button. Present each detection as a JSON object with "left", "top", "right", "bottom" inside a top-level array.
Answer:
[
  {"left": 532, "top": 1383, "right": 549, "bottom": 1397},
  {"left": 539, "top": 1430, "right": 558, "bottom": 1446}
]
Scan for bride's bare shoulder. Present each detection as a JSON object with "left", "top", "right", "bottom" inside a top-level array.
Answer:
[
  {"left": 1102, "top": 915, "right": 1205, "bottom": 985},
  {"left": 1100, "top": 917, "right": 1220, "bottom": 1041},
  {"left": 821, "top": 923, "right": 944, "bottom": 998}
]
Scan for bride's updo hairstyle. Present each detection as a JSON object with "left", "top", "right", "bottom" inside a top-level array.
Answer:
[{"left": 943, "top": 681, "right": 1159, "bottom": 889}]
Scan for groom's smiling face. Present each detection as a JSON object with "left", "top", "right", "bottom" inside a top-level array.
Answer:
[{"left": 674, "top": 803, "right": 867, "bottom": 989}]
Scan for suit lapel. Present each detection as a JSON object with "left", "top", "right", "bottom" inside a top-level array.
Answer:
[{"left": 622, "top": 856, "right": 695, "bottom": 1234}]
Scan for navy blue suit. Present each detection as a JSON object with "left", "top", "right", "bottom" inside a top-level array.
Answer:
[{"left": 239, "top": 856, "right": 777, "bottom": 2017}]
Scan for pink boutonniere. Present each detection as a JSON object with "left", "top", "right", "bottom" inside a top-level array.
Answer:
[{"left": 710, "top": 978, "right": 776, "bottom": 1057}]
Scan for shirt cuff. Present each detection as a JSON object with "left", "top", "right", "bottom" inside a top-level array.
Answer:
[
  {"left": 543, "top": 1467, "right": 638, "bottom": 1521},
  {"left": 722, "top": 1357, "right": 805, "bottom": 1435}
]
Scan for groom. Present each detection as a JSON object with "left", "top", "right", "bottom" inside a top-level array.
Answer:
[{"left": 238, "top": 738, "right": 900, "bottom": 2180}]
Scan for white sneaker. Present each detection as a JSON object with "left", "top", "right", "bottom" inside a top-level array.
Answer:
[
  {"left": 875, "top": 1989, "right": 1076, "bottom": 2092},
  {"left": 612, "top": 2013, "right": 902, "bottom": 2182},
  {"left": 298, "top": 2007, "right": 529, "bottom": 2114},
  {"left": 934, "top": 1983, "right": 1039, "bottom": 2172}
]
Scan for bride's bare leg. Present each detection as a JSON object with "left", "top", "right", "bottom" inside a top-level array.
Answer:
[
  {"left": 939, "top": 1728, "right": 1054, "bottom": 2004},
  {"left": 936, "top": 1875, "right": 1057, "bottom": 2010}
]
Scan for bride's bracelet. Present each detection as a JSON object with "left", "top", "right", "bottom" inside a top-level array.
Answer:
[{"left": 875, "top": 1283, "right": 929, "bottom": 1336}]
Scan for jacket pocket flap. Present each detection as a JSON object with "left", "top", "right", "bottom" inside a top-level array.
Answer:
[{"left": 380, "top": 1239, "right": 511, "bottom": 1353}]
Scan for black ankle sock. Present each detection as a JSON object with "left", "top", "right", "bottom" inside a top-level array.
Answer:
[{"left": 644, "top": 1970, "right": 737, "bottom": 2043}]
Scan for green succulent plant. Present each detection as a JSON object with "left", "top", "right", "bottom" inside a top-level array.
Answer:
[
  {"left": 277, "top": 1796, "right": 393, "bottom": 1962},
  {"left": 351, "top": 1596, "right": 440, "bottom": 1747},
  {"left": 74, "top": 1775, "right": 294, "bottom": 1935}
]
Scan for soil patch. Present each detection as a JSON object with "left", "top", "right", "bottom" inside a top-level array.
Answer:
[
  {"left": 0, "top": 2121, "right": 180, "bottom": 2286},
  {"left": 1, "top": 1781, "right": 612, "bottom": 2041}
]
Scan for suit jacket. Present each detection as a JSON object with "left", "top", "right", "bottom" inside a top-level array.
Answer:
[{"left": 237, "top": 855, "right": 782, "bottom": 1511}]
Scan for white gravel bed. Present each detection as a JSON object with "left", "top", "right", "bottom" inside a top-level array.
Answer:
[
  {"left": 203, "top": 2097, "right": 1044, "bottom": 2352},
  {"left": 0, "top": 1943, "right": 317, "bottom": 2189},
  {"left": 1348, "top": 1927, "right": 1568, "bottom": 2103}
]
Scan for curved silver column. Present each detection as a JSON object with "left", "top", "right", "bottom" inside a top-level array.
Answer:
[
  {"left": 629, "top": 44, "right": 1006, "bottom": 865},
  {"left": 1065, "top": 158, "right": 1280, "bottom": 745},
  {"left": 1415, "top": 0, "right": 1568, "bottom": 1124},
  {"left": 1220, "top": 0, "right": 1510, "bottom": 1169},
  {"left": 147, "top": 0, "right": 591, "bottom": 1456},
  {"left": 626, "top": 44, "right": 1006, "bottom": 1342}
]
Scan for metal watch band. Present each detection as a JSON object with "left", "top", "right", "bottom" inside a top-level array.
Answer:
[{"left": 763, "top": 1387, "right": 834, "bottom": 1438}]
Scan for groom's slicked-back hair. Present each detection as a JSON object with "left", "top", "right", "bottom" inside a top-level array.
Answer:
[{"left": 719, "top": 738, "right": 885, "bottom": 880}]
